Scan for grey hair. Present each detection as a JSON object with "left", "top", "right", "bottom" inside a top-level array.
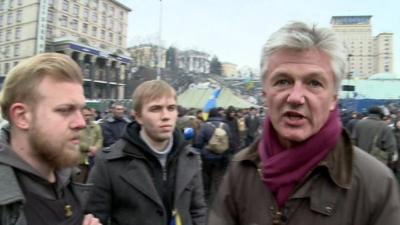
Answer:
[{"left": 260, "top": 21, "right": 347, "bottom": 91}]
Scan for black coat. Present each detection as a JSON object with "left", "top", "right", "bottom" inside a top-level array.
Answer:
[{"left": 86, "top": 123, "right": 207, "bottom": 225}]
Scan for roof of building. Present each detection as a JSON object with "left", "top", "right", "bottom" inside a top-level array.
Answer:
[
  {"left": 178, "top": 87, "right": 259, "bottom": 109},
  {"left": 368, "top": 72, "right": 399, "bottom": 80},
  {"left": 340, "top": 78, "right": 400, "bottom": 99},
  {"left": 111, "top": 0, "right": 132, "bottom": 12}
]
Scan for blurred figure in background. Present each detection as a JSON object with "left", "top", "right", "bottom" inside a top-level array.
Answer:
[
  {"left": 73, "top": 106, "right": 103, "bottom": 183},
  {"left": 352, "top": 106, "right": 397, "bottom": 166},
  {"left": 101, "top": 103, "right": 131, "bottom": 147}
]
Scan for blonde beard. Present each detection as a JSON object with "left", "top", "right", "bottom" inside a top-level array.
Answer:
[{"left": 29, "top": 123, "right": 80, "bottom": 169}]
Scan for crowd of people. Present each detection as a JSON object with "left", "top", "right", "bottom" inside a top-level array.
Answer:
[{"left": 0, "top": 21, "right": 399, "bottom": 225}]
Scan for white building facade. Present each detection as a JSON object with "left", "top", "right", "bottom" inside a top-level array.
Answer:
[{"left": 0, "top": 0, "right": 131, "bottom": 99}]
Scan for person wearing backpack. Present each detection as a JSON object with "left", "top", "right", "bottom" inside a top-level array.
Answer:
[
  {"left": 352, "top": 106, "right": 397, "bottom": 166},
  {"left": 194, "top": 107, "right": 233, "bottom": 205}
]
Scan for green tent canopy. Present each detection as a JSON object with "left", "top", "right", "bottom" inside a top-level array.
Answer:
[{"left": 178, "top": 87, "right": 259, "bottom": 109}]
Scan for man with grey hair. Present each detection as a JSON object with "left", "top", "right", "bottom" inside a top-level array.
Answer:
[{"left": 208, "top": 22, "right": 400, "bottom": 225}]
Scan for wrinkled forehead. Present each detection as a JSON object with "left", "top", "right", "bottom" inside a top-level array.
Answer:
[{"left": 267, "top": 49, "right": 333, "bottom": 73}]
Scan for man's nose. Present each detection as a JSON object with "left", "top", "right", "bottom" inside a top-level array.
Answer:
[
  {"left": 287, "top": 84, "right": 305, "bottom": 105},
  {"left": 72, "top": 111, "right": 87, "bottom": 130},
  {"left": 161, "top": 108, "right": 172, "bottom": 120}
]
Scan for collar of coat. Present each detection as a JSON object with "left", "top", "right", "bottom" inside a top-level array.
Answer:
[{"left": 234, "top": 129, "right": 353, "bottom": 190}]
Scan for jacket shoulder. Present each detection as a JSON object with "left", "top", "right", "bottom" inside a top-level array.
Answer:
[
  {"left": 0, "top": 163, "right": 25, "bottom": 204},
  {"left": 98, "top": 139, "right": 127, "bottom": 160}
]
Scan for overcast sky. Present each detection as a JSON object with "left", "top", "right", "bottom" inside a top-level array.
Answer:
[{"left": 119, "top": 0, "right": 399, "bottom": 73}]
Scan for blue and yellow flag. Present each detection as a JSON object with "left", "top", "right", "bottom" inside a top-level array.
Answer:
[
  {"left": 170, "top": 209, "right": 182, "bottom": 225},
  {"left": 244, "top": 77, "right": 254, "bottom": 91},
  {"left": 202, "top": 88, "right": 222, "bottom": 120}
]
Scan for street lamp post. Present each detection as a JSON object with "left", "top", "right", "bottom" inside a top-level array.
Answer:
[{"left": 156, "top": 0, "right": 163, "bottom": 80}]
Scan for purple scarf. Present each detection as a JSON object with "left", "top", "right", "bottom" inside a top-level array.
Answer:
[{"left": 258, "top": 108, "right": 342, "bottom": 209}]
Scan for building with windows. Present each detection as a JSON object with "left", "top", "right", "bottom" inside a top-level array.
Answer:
[
  {"left": 331, "top": 15, "right": 394, "bottom": 79},
  {"left": 178, "top": 49, "right": 210, "bottom": 74},
  {"left": 374, "top": 33, "right": 393, "bottom": 73},
  {"left": 0, "top": 0, "right": 131, "bottom": 99},
  {"left": 127, "top": 44, "right": 167, "bottom": 69},
  {"left": 221, "top": 62, "right": 237, "bottom": 78}
]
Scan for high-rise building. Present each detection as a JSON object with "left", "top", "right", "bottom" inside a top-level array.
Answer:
[
  {"left": 331, "top": 15, "right": 394, "bottom": 79},
  {"left": 0, "top": 0, "right": 131, "bottom": 99},
  {"left": 374, "top": 33, "right": 394, "bottom": 73},
  {"left": 221, "top": 62, "right": 237, "bottom": 78}
]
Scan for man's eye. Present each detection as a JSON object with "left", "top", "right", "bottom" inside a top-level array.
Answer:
[
  {"left": 309, "top": 80, "right": 323, "bottom": 87},
  {"left": 168, "top": 106, "right": 177, "bottom": 111},
  {"left": 275, "top": 79, "right": 291, "bottom": 86},
  {"left": 57, "top": 108, "right": 73, "bottom": 114},
  {"left": 149, "top": 107, "right": 160, "bottom": 112}
]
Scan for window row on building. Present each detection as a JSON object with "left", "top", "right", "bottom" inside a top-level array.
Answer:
[
  {"left": 0, "top": 43, "right": 20, "bottom": 59},
  {"left": 0, "top": 10, "right": 23, "bottom": 27},
  {"left": 0, "top": 60, "right": 19, "bottom": 76},
  {"left": 50, "top": 11, "right": 124, "bottom": 33},
  {"left": 0, "top": 26, "right": 21, "bottom": 43},
  {"left": 47, "top": 23, "right": 124, "bottom": 47},
  {"left": 0, "top": 0, "right": 24, "bottom": 11},
  {"left": 53, "top": 0, "right": 125, "bottom": 20}
]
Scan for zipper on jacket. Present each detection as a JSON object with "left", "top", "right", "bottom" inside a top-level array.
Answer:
[{"left": 162, "top": 166, "right": 167, "bottom": 181}]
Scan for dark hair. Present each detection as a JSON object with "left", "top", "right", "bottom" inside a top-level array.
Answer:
[
  {"left": 368, "top": 106, "right": 384, "bottom": 119},
  {"left": 208, "top": 108, "right": 220, "bottom": 118}
]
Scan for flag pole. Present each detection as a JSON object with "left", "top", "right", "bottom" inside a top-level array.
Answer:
[{"left": 156, "top": 0, "right": 163, "bottom": 80}]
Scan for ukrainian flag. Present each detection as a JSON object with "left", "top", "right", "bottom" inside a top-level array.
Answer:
[
  {"left": 244, "top": 77, "right": 254, "bottom": 91},
  {"left": 202, "top": 88, "right": 222, "bottom": 120},
  {"left": 170, "top": 209, "right": 182, "bottom": 225}
]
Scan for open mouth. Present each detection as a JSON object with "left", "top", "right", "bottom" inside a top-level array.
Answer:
[{"left": 285, "top": 111, "right": 305, "bottom": 121}]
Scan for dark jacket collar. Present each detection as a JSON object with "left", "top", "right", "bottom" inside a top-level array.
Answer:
[
  {"left": 104, "top": 122, "right": 189, "bottom": 161},
  {"left": 235, "top": 129, "right": 353, "bottom": 189}
]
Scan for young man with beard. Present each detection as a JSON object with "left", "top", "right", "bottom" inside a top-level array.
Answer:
[
  {"left": 0, "top": 53, "right": 101, "bottom": 225},
  {"left": 208, "top": 22, "right": 400, "bottom": 225},
  {"left": 86, "top": 80, "right": 207, "bottom": 225}
]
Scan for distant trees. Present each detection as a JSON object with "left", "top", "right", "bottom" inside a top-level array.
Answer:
[{"left": 210, "top": 56, "right": 222, "bottom": 75}]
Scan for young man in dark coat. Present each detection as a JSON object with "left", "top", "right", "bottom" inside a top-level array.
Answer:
[{"left": 86, "top": 80, "right": 207, "bottom": 225}]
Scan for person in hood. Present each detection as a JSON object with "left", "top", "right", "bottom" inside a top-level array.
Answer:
[
  {"left": 208, "top": 22, "right": 400, "bottom": 225},
  {"left": 86, "top": 80, "right": 207, "bottom": 225},
  {"left": 0, "top": 53, "right": 101, "bottom": 225}
]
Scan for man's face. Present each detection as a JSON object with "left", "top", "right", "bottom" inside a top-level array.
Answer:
[
  {"left": 83, "top": 109, "right": 93, "bottom": 123},
  {"left": 113, "top": 105, "right": 125, "bottom": 118},
  {"left": 28, "top": 77, "right": 86, "bottom": 169},
  {"left": 263, "top": 49, "right": 337, "bottom": 147},
  {"left": 135, "top": 96, "right": 178, "bottom": 144}
]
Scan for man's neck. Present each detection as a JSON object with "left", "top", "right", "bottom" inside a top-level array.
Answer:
[
  {"left": 10, "top": 130, "right": 56, "bottom": 183},
  {"left": 140, "top": 129, "right": 170, "bottom": 152}
]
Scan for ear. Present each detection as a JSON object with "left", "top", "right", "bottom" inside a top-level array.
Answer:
[
  {"left": 9, "top": 103, "right": 32, "bottom": 130},
  {"left": 262, "top": 90, "right": 268, "bottom": 107},
  {"left": 329, "top": 94, "right": 338, "bottom": 111},
  {"left": 133, "top": 111, "right": 143, "bottom": 125}
]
